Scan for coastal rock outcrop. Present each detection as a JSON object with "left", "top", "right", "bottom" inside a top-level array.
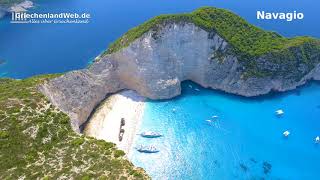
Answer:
[
  {"left": 40, "top": 8, "right": 320, "bottom": 132},
  {"left": 0, "top": 0, "right": 33, "bottom": 18}
]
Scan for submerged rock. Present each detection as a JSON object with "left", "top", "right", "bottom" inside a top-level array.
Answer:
[
  {"left": 0, "top": 59, "right": 5, "bottom": 65},
  {"left": 263, "top": 161, "right": 272, "bottom": 175},
  {"left": 250, "top": 158, "right": 258, "bottom": 163},
  {"left": 239, "top": 163, "right": 249, "bottom": 172}
]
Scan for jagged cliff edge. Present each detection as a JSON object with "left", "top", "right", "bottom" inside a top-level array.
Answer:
[{"left": 39, "top": 11, "right": 320, "bottom": 132}]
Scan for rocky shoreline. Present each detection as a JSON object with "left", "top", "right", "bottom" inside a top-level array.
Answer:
[
  {"left": 0, "top": 0, "right": 33, "bottom": 19},
  {"left": 39, "top": 9, "right": 320, "bottom": 133}
]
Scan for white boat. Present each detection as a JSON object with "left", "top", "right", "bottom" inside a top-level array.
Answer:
[
  {"left": 188, "top": 85, "right": 193, "bottom": 88},
  {"left": 276, "top": 109, "right": 284, "bottom": 116},
  {"left": 195, "top": 88, "right": 200, "bottom": 91},
  {"left": 283, "top": 130, "right": 290, "bottom": 137},
  {"left": 315, "top": 136, "right": 320, "bottom": 143},
  {"left": 172, "top": 108, "right": 176, "bottom": 112},
  {"left": 136, "top": 145, "right": 159, "bottom": 153},
  {"left": 140, "top": 131, "right": 162, "bottom": 138},
  {"left": 212, "top": 115, "right": 219, "bottom": 119},
  {"left": 205, "top": 120, "right": 212, "bottom": 123}
]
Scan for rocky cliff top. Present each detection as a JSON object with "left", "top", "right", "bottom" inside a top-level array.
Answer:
[
  {"left": 104, "top": 7, "right": 320, "bottom": 62},
  {"left": 40, "top": 7, "right": 320, "bottom": 133},
  {"left": 0, "top": 75, "right": 149, "bottom": 179}
]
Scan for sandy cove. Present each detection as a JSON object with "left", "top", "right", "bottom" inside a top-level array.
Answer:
[{"left": 84, "top": 90, "right": 145, "bottom": 154}]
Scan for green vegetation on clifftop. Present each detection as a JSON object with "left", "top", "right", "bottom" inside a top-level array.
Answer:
[
  {"left": 0, "top": 75, "right": 149, "bottom": 179},
  {"left": 104, "top": 7, "right": 320, "bottom": 79},
  {"left": 105, "top": 7, "right": 319, "bottom": 59}
]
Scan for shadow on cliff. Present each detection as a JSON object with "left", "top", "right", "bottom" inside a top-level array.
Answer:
[
  {"left": 79, "top": 89, "right": 144, "bottom": 132},
  {"left": 80, "top": 79, "right": 320, "bottom": 133},
  {"left": 146, "top": 80, "right": 320, "bottom": 104}
]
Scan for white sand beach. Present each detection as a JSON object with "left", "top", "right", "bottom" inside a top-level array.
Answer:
[{"left": 84, "top": 90, "right": 145, "bottom": 154}]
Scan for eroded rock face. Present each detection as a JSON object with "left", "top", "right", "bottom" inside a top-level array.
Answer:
[
  {"left": 40, "top": 60, "right": 125, "bottom": 131},
  {"left": 39, "top": 22, "right": 320, "bottom": 132}
]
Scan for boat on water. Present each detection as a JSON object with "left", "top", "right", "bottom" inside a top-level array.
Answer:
[
  {"left": 136, "top": 145, "right": 159, "bottom": 153},
  {"left": 276, "top": 109, "right": 284, "bottom": 116},
  {"left": 212, "top": 115, "right": 219, "bottom": 119},
  {"left": 315, "top": 136, "right": 320, "bottom": 143},
  {"left": 195, "top": 88, "right": 200, "bottom": 91},
  {"left": 283, "top": 130, "right": 290, "bottom": 137},
  {"left": 139, "top": 131, "right": 162, "bottom": 138}
]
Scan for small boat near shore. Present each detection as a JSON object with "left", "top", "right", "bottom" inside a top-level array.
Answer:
[
  {"left": 139, "top": 131, "right": 162, "bottom": 138},
  {"left": 283, "top": 130, "right": 290, "bottom": 137},
  {"left": 136, "top": 145, "right": 159, "bottom": 153},
  {"left": 276, "top": 109, "right": 284, "bottom": 116}
]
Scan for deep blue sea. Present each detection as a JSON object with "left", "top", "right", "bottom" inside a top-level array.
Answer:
[{"left": 0, "top": 0, "right": 319, "bottom": 179}]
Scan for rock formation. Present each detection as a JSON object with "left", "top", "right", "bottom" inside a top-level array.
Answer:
[
  {"left": 0, "top": 0, "right": 33, "bottom": 18},
  {"left": 39, "top": 8, "right": 320, "bottom": 132}
]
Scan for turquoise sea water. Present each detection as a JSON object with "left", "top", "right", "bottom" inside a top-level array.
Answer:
[
  {"left": 1, "top": 0, "right": 320, "bottom": 179},
  {"left": 131, "top": 82, "right": 320, "bottom": 179}
]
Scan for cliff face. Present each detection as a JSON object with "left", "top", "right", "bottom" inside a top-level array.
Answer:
[{"left": 40, "top": 22, "right": 320, "bottom": 132}]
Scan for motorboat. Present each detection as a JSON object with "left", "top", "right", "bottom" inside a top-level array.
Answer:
[
  {"left": 283, "top": 130, "right": 290, "bottom": 137},
  {"left": 276, "top": 109, "right": 284, "bottom": 116},
  {"left": 315, "top": 136, "right": 320, "bottom": 143},
  {"left": 140, "top": 131, "right": 162, "bottom": 138},
  {"left": 136, "top": 145, "right": 159, "bottom": 153}
]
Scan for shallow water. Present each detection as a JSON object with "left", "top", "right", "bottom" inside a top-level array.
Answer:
[
  {"left": 130, "top": 81, "right": 320, "bottom": 179},
  {"left": 1, "top": 0, "right": 320, "bottom": 179}
]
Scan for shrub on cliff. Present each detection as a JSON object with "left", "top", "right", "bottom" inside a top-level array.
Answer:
[
  {"left": 0, "top": 75, "right": 149, "bottom": 179},
  {"left": 103, "top": 7, "right": 320, "bottom": 79}
]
